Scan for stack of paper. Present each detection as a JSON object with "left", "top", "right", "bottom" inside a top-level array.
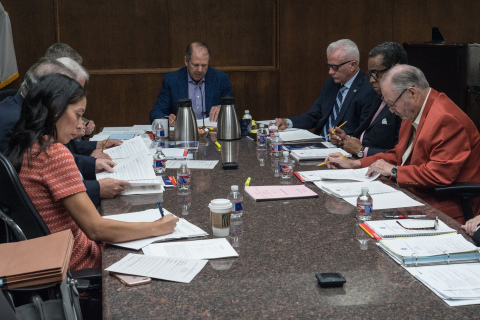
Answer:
[
  {"left": 321, "top": 181, "right": 398, "bottom": 198},
  {"left": 362, "top": 219, "right": 456, "bottom": 238},
  {"left": 143, "top": 238, "right": 238, "bottom": 260},
  {"left": 104, "top": 209, "right": 208, "bottom": 250},
  {"left": 0, "top": 230, "right": 73, "bottom": 288},
  {"left": 290, "top": 148, "right": 348, "bottom": 161},
  {"left": 278, "top": 129, "right": 322, "bottom": 142}
]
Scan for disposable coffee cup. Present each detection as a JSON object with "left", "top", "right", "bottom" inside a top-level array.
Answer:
[{"left": 208, "top": 199, "right": 232, "bottom": 237}]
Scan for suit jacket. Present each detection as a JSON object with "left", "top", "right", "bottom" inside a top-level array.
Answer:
[
  {"left": 360, "top": 89, "right": 480, "bottom": 223},
  {"left": 0, "top": 93, "right": 101, "bottom": 206},
  {"left": 149, "top": 67, "right": 234, "bottom": 122},
  {"left": 289, "top": 71, "right": 377, "bottom": 136},
  {"left": 353, "top": 95, "right": 402, "bottom": 156}
]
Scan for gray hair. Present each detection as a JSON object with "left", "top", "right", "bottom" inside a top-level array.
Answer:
[
  {"left": 45, "top": 43, "right": 83, "bottom": 65},
  {"left": 20, "top": 57, "right": 76, "bottom": 95},
  {"left": 369, "top": 42, "right": 408, "bottom": 68},
  {"left": 381, "top": 64, "right": 430, "bottom": 92},
  {"left": 56, "top": 57, "right": 90, "bottom": 83},
  {"left": 185, "top": 42, "right": 211, "bottom": 62},
  {"left": 326, "top": 39, "right": 360, "bottom": 63}
]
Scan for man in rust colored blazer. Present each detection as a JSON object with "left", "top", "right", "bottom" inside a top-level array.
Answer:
[{"left": 326, "top": 64, "right": 480, "bottom": 224}]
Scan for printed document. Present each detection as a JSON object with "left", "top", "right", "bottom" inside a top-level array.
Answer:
[
  {"left": 96, "top": 153, "right": 158, "bottom": 185},
  {"left": 104, "top": 209, "right": 208, "bottom": 250},
  {"left": 143, "top": 238, "right": 238, "bottom": 260},
  {"left": 196, "top": 118, "right": 217, "bottom": 128},
  {"left": 278, "top": 129, "right": 322, "bottom": 141},
  {"left": 342, "top": 191, "right": 425, "bottom": 209},
  {"left": 106, "top": 253, "right": 208, "bottom": 283},
  {"left": 314, "top": 167, "right": 380, "bottom": 182},
  {"left": 104, "top": 136, "right": 150, "bottom": 159},
  {"left": 291, "top": 148, "right": 348, "bottom": 160},
  {"left": 166, "top": 160, "right": 218, "bottom": 169},
  {"left": 321, "top": 181, "right": 398, "bottom": 198}
]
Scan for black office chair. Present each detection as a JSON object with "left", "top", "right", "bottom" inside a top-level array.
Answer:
[
  {"left": 433, "top": 182, "right": 480, "bottom": 222},
  {"left": 0, "top": 88, "right": 18, "bottom": 102},
  {"left": 0, "top": 153, "right": 102, "bottom": 320}
]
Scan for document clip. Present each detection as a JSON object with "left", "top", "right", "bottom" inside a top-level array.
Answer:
[
  {"left": 222, "top": 162, "right": 238, "bottom": 170},
  {"left": 444, "top": 250, "right": 450, "bottom": 265},
  {"left": 315, "top": 273, "right": 346, "bottom": 288}
]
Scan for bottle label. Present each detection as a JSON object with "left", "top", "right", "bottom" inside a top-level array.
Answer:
[
  {"left": 279, "top": 164, "right": 292, "bottom": 173},
  {"left": 154, "top": 159, "right": 166, "bottom": 168},
  {"left": 357, "top": 204, "right": 373, "bottom": 214},
  {"left": 269, "top": 129, "right": 278, "bottom": 137},
  {"left": 257, "top": 134, "right": 267, "bottom": 143},
  {"left": 155, "top": 129, "right": 165, "bottom": 137},
  {"left": 271, "top": 144, "right": 282, "bottom": 152},
  {"left": 178, "top": 175, "right": 190, "bottom": 185},
  {"left": 232, "top": 202, "right": 243, "bottom": 212}
]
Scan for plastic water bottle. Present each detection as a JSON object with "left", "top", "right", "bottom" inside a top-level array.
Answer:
[
  {"left": 227, "top": 185, "right": 243, "bottom": 217},
  {"left": 152, "top": 119, "right": 165, "bottom": 142},
  {"left": 153, "top": 146, "right": 166, "bottom": 173},
  {"left": 270, "top": 132, "right": 283, "bottom": 156},
  {"left": 271, "top": 156, "right": 280, "bottom": 177},
  {"left": 269, "top": 124, "right": 278, "bottom": 140},
  {"left": 256, "top": 146, "right": 267, "bottom": 166},
  {"left": 228, "top": 185, "right": 243, "bottom": 247},
  {"left": 177, "top": 161, "right": 191, "bottom": 190},
  {"left": 257, "top": 124, "right": 267, "bottom": 146},
  {"left": 356, "top": 187, "right": 373, "bottom": 220},
  {"left": 243, "top": 110, "right": 253, "bottom": 133},
  {"left": 279, "top": 151, "right": 293, "bottom": 179}
]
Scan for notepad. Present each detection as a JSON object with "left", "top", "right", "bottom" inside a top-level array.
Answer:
[
  {"left": 244, "top": 185, "right": 318, "bottom": 201},
  {"left": 362, "top": 219, "right": 456, "bottom": 238}
]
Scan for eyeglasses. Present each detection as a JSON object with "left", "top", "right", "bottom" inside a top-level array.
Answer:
[
  {"left": 366, "top": 67, "right": 390, "bottom": 80},
  {"left": 397, "top": 216, "right": 439, "bottom": 230},
  {"left": 327, "top": 60, "right": 356, "bottom": 71},
  {"left": 387, "top": 88, "right": 408, "bottom": 110}
]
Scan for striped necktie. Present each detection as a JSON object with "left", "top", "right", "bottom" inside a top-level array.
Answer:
[{"left": 323, "top": 86, "right": 346, "bottom": 140}]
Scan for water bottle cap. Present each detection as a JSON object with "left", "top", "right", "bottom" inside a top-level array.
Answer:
[
  {"left": 231, "top": 185, "right": 239, "bottom": 191},
  {"left": 259, "top": 124, "right": 264, "bottom": 128},
  {"left": 181, "top": 161, "right": 187, "bottom": 165},
  {"left": 361, "top": 187, "right": 369, "bottom": 193},
  {"left": 245, "top": 110, "right": 250, "bottom": 114},
  {"left": 156, "top": 146, "right": 163, "bottom": 151},
  {"left": 283, "top": 151, "right": 289, "bottom": 156},
  {"left": 274, "top": 132, "right": 279, "bottom": 136}
]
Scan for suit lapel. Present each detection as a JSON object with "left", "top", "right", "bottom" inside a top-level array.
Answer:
[
  {"left": 178, "top": 67, "right": 189, "bottom": 99},
  {"left": 334, "top": 73, "right": 362, "bottom": 126}
]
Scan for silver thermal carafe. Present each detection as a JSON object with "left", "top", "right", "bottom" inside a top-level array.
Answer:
[
  {"left": 217, "top": 96, "right": 241, "bottom": 140},
  {"left": 175, "top": 98, "right": 198, "bottom": 141}
]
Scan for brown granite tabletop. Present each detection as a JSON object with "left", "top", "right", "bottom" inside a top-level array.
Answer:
[{"left": 101, "top": 134, "right": 479, "bottom": 319}]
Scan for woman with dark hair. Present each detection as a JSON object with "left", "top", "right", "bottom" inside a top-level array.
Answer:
[{"left": 6, "top": 74, "right": 178, "bottom": 271}]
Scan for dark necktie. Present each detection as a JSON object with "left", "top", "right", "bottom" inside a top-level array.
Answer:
[{"left": 323, "top": 86, "right": 346, "bottom": 140}]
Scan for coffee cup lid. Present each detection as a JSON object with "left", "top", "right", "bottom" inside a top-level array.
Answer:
[{"left": 208, "top": 199, "right": 231, "bottom": 210}]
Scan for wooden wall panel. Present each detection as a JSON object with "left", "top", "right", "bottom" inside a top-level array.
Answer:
[
  {"left": 168, "top": 0, "right": 275, "bottom": 68},
  {"left": 277, "top": 0, "right": 393, "bottom": 118},
  {"left": 57, "top": 0, "right": 170, "bottom": 70},
  {"left": 393, "top": 0, "right": 480, "bottom": 45},
  {"left": 2, "top": 0, "right": 56, "bottom": 89}
]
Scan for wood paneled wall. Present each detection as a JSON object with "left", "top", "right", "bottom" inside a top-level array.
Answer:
[{"left": 3, "top": 0, "right": 480, "bottom": 129}]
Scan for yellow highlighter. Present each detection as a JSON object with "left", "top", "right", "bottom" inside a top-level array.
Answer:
[
  {"left": 245, "top": 177, "right": 251, "bottom": 186},
  {"left": 215, "top": 141, "right": 221, "bottom": 150}
]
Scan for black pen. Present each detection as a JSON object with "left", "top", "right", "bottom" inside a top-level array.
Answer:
[{"left": 157, "top": 202, "right": 164, "bottom": 217}]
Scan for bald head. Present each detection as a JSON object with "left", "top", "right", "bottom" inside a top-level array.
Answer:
[{"left": 21, "top": 58, "right": 76, "bottom": 96}]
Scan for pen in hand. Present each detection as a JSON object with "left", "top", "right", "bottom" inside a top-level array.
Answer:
[
  {"left": 317, "top": 154, "right": 347, "bottom": 166},
  {"left": 101, "top": 137, "right": 110, "bottom": 152},
  {"left": 157, "top": 202, "right": 164, "bottom": 217},
  {"left": 327, "top": 121, "right": 347, "bottom": 137}
]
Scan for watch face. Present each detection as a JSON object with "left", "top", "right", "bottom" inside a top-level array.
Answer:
[{"left": 357, "top": 151, "right": 363, "bottom": 158}]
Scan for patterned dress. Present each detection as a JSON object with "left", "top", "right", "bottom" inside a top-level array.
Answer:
[{"left": 19, "top": 141, "right": 102, "bottom": 271}]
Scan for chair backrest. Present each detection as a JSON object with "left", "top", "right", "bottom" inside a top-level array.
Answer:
[
  {"left": 0, "top": 88, "right": 18, "bottom": 102},
  {"left": 0, "top": 153, "right": 50, "bottom": 242}
]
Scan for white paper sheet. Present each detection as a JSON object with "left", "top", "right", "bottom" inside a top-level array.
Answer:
[
  {"left": 106, "top": 253, "right": 208, "bottom": 283},
  {"left": 343, "top": 191, "right": 425, "bottom": 209},
  {"left": 96, "top": 153, "right": 158, "bottom": 184},
  {"left": 314, "top": 167, "right": 380, "bottom": 182},
  {"left": 196, "top": 117, "right": 217, "bottom": 128},
  {"left": 104, "top": 209, "right": 208, "bottom": 250},
  {"left": 104, "top": 136, "right": 151, "bottom": 159},
  {"left": 278, "top": 129, "right": 322, "bottom": 141},
  {"left": 321, "top": 181, "right": 398, "bottom": 198},
  {"left": 166, "top": 160, "right": 218, "bottom": 169},
  {"left": 143, "top": 238, "right": 238, "bottom": 260},
  {"left": 291, "top": 148, "right": 348, "bottom": 160}
]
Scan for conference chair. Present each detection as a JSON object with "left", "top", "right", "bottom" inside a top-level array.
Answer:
[
  {"left": 0, "top": 88, "right": 18, "bottom": 102},
  {"left": 0, "top": 153, "right": 102, "bottom": 320}
]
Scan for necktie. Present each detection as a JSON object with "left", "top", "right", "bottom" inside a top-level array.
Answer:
[{"left": 323, "top": 86, "right": 346, "bottom": 140}]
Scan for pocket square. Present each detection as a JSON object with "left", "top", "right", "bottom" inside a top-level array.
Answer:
[{"left": 382, "top": 118, "right": 388, "bottom": 125}]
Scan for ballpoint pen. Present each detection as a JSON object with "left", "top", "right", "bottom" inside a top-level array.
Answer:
[
  {"left": 327, "top": 121, "right": 347, "bottom": 136},
  {"left": 101, "top": 137, "right": 110, "bottom": 152},
  {"left": 157, "top": 202, "right": 164, "bottom": 217},
  {"left": 394, "top": 215, "right": 428, "bottom": 219},
  {"left": 317, "top": 154, "right": 347, "bottom": 166}
]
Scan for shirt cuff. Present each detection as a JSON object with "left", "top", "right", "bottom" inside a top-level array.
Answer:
[
  {"left": 286, "top": 118, "right": 293, "bottom": 129},
  {"left": 363, "top": 147, "right": 369, "bottom": 157}
]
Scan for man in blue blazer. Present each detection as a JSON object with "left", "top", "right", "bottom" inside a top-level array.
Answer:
[
  {"left": 149, "top": 42, "right": 233, "bottom": 123},
  {"left": 330, "top": 42, "right": 406, "bottom": 158},
  {"left": 275, "top": 39, "right": 376, "bottom": 138}
]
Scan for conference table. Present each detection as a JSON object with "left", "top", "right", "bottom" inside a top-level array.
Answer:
[{"left": 101, "top": 134, "right": 479, "bottom": 319}]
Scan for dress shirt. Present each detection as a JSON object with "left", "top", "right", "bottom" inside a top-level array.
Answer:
[
  {"left": 360, "top": 99, "right": 386, "bottom": 157},
  {"left": 187, "top": 73, "right": 206, "bottom": 120}
]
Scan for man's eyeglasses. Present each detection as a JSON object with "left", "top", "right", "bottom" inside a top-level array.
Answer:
[
  {"left": 387, "top": 88, "right": 408, "bottom": 110},
  {"left": 366, "top": 67, "right": 390, "bottom": 80},
  {"left": 397, "top": 216, "right": 439, "bottom": 230},
  {"left": 327, "top": 60, "right": 356, "bottom": 71}
]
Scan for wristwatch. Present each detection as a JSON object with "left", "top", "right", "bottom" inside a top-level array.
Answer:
[
  {"left": 391, "top": 166, "right": 398, "bottom": 182},
  {"left": 357, "top": 146, "right": 365, "bottom": 158}
]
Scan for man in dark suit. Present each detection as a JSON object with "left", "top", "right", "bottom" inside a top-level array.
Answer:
[
  {"left": 330, "top": 42, "right": 406, "bottom": 158},
  {"left": 149, "top": 42, "right": 234, "bottom": 123},
  {"left": 275, "top": 39, "right": 376, "bottom": 138}
]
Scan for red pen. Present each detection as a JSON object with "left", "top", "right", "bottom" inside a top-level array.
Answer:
[{"left": 394, "top": 215, "right": 427, "bottom": 219}]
